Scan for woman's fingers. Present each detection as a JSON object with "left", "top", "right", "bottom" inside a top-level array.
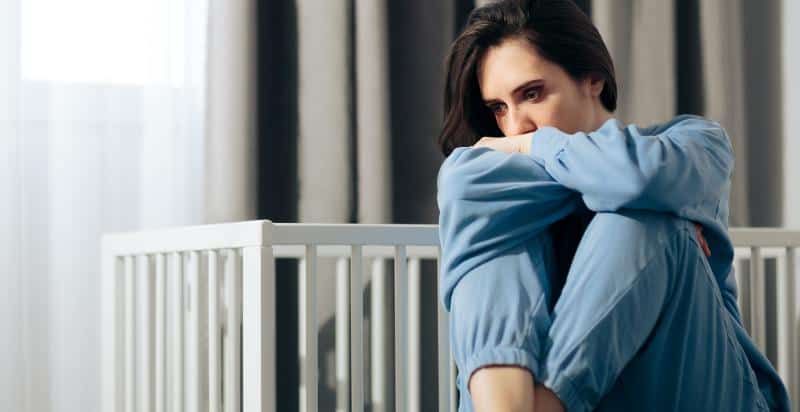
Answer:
[
  {"left": 472, "top": 136, "right": 524, "bottom": 154},
  {"left": 693, "top": 223, "right": 711, "bottom": 257}
]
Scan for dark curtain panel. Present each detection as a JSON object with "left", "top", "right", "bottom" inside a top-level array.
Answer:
[
  {"left": 675, "top": 0, "right": 705, "bottom": 115},
  {"left": 454, "top": 0, "right": 475, "bottom": 38},
  {"left": 388, "top": 1, "right": 452, "bottom": 225},
  {"left": 742, "top": 0, "right": 783, "bottom": 227},
  {"left": 256, "top": 1, "right": 299, "bottom": 411},
  {"left": 573, "top": 0, "right": 591, "bottom": 16},
  {"left": 347, "top": 0, "right": 360, "bottom": 224}
]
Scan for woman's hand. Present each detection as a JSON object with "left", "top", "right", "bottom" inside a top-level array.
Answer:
[
  {"left": 694, "top": 223, "right": 711, "bottom": 257},
  {"left": 472, "top": 133, "right": 532, "bottom": 154}
]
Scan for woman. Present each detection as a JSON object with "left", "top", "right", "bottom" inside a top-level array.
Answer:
[{"left": 436, "top": 0, "right": 790, "bottom": 411}]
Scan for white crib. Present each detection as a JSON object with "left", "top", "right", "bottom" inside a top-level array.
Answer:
[{"left": 101, "top": 220, "right": 799, "bottom": 411}]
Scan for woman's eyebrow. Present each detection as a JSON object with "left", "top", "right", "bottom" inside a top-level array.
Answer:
[{"left": 483, "top": 78, "right": 544, "bottom": 105}]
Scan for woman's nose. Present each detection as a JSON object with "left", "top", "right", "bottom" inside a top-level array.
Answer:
[{"left": 507, "top": 108, "right": 536, "bottom": 136}]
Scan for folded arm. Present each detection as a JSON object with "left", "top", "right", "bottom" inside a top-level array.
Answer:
[{"left": 527, "top": 116, "right": 733, "bottom": 221}]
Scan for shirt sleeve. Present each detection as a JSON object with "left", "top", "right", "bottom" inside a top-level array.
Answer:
[
  {"left": 527, "top": 117, "right": 734, "bottom": 221},
  {"left": 437, "top": 146, "right": 580, "bottom": 311}
]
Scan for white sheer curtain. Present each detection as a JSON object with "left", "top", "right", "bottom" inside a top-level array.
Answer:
[{"left": 0, "top": 0, "right": 221, "bottom": 410}]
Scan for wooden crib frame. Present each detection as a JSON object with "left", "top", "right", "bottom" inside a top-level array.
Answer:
[{"left": 101, "top": 220, "right": 799, "bottom": 411}]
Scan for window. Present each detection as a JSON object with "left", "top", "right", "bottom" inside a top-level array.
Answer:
[{"left": 21, "top": 0, "right": 187, "bottom": 85}]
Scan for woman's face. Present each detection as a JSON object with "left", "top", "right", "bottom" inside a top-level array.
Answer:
[{"left": 477, "top": 36, "right": 609, "bottom": 136}]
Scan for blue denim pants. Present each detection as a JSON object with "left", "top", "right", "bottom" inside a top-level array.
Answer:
[{"left": 449, "top": 210, "right": 769, "bottom": 411}]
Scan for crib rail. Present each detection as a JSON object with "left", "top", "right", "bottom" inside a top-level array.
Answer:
[{"left": 101, "top": 221, "right": 799, "bottom": 411}]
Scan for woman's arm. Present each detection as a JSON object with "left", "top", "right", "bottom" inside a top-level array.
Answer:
[
  {"left": 525, "top": 115, "right": 733, "bottom": 220},
  {"left": 437, "top": 146, "right": 580, "bottom": 310}
]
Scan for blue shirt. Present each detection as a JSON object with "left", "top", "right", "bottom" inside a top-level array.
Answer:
[{"left": 437, "top": 114, "right": 789, "bottom": 409}]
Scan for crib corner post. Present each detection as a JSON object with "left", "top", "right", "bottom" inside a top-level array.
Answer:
[
  {"left": 242, "top": 222, "right": 276, "bottom": 412},
  {"left": 101, "top": 242, "right": 122, "bottom": 412}
]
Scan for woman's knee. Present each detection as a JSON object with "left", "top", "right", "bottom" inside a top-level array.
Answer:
[
  {"left": 586, "top": 210, "right": 684, "bottom": 246},
  {"left": 573, "top": 210, "right": 686, "bottom": 271}
]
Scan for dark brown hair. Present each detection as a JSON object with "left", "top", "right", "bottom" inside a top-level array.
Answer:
[{"left": 438, "top": 0, "right": 617, "bottom": 156}]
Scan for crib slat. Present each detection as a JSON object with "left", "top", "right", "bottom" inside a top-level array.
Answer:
[
  {"left": 336, "top": 257, "right": 350, "bottom": 412},
  {"left": 124, "top": 256, "right": 136, "bottom": 412},
  {"left": 782, "top": 247, "right": 798, "bottom": 408},
  {"left": 224, "top": 249, "right": 241, "bottom": 412},
  {"left": 394, "top": 245, "right": 408, "bottom": 412},
  {"left": 750, "top": 247, "right": 767, "bottom": 351},
  {"left": 140, "top": 255, "right": 154, "bottom": 412},
  {"left": 370, "top": 258, "right": 388, "bottom": 411},
  {"left": 154, "top": 254, "right": 166, "bottom": 412},
  {"left": 171, "top": 253, "right": 184, "bottom": 412},
  {"left": 301, "top": 246, "right": 319, "bottom": 412},
  {"left": 408, "top": 258, "right": 421, "bottom": 412},
  {"left": 297, "top": 260, "right": 308, "bottom": 412},
  {"left": 436, "top": 247, "right": 454, "bottom": 412},
  {"left": 242, "top": 246, "right": 276, "bottom": 412},
  {"left": 208, "top": 251, "right": 221, "bottom": 412},
  {"left": 350, "top": 246, "right": 364, "bottom": 411},
  {"left": 736, "top": 254, "right": 753, "bottom": 332},
  {"left": 298, "top": 260, "right": 306, "bottom": 411},
  {"left": 187, "top": 251, "right": 201, "bottom": 412},
  {"left": 734, "top": 257, "right": 745, "bottom": 321}
]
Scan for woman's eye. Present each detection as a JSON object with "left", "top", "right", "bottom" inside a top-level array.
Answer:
[
  {"left": 524, "top": 88, "right": 541, "bottom": 101},
  {"left": 489, "top": 104, "right": 505, "bottom": 115}
]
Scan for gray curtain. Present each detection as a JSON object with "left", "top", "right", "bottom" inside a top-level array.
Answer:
[
  {"left": 592, "top": 0, "right": 676, "bottom": 127},
  {"left": 698, "top": 0, "right": 750, "bottom": 226},
  {"left": 205, "top": 0, "right": 258, "bottom": 224}
]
